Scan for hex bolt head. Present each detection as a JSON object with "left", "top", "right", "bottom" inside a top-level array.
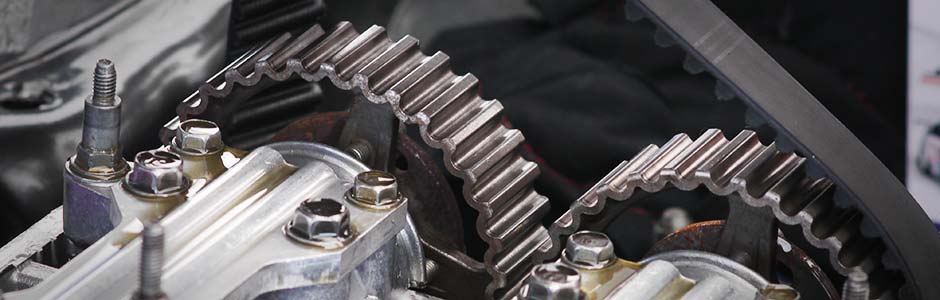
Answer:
[
  {"left": 174, "top": 119, "right": 223, "bottom": 155},
  {"left": 125, "top": 150, "right": 189, "bottom": 197},
  {"left": 347, "top": 171, "right": 401, "bottom": 208},
  {"left": 519, "top": 262, "right": 582, "bottom": 300},
  {"left": 286, "top": 198, "right": 352, "bottom": 248},
  {"left": 563, "top": 231, "right": 615, "bottom": 269}
]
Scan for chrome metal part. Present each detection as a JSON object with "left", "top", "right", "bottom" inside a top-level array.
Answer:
[
  {"left": 124, "top": 150, "right": 190, "bottom": 198},
  {"left": 347, "top": 170, "right": 402, "bottom": 208},
  {"left": 536, "top": 129, "right": 898, "bottom": 296},
  {"left": 68, "top": 59, "right": 128, "bottom": 181},
  {"left": 134, "top": 224, "right": 166, "bottom": 300},
  {"left": 285, "top": 198, "right": 354, "bottom": 249},
  {"left": 634, "top": 251, "right": 798, "bottom": 300},
  {"left": 3, "top": 140, "right": 425, "bottom": 300},
  {"left": 163, "top": 22, "right": 551, "bottom": 297},
  {"left": 562, "top": 231, "right": 614, "bottom": 270},
  {"left": 842, "top": 270, "right": 870, "bottom": 300},
  {"left": 517, "top": 262, "right": 581, "bottom": 300},
  {"left": 173, "top": 119, "right": 224, "bottom": 155}
]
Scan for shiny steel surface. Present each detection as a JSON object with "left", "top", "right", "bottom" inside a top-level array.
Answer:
[
  {"left": 164, "top": 22, "right": 550, "bottom": 298},
  {"left": 535, "top": 129, "right": 900, "bottom": 297}
]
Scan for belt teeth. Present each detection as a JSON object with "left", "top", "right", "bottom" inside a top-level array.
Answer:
[
  {"left": 471, "top": 156, "right": 540, "bottom": 217},
  {"left": 455, "top": 127, "right": 524, "bottom": 180},
  {"left": 389, "top": 52, "right": 453, "bottom": 115},
  {"left": 489, "top": 225, "right": 550, "bottom": 296},
  {"left": 357, "top": 36, "right": 423, "bottom": 94},
  {"left": 413, "top": 74, "right": 478, "bottom": 121},
  {"left": 637, "top": 133, "right": 693, "bottom": 183},
  {"left": 484, "top": 190, "right": 550, "bottom": 247},
  {"left": 536, "top": 129, "right": 886, "bottom": 286},
  {"left": 664, "top": 128, "right": 727, "bottom": 184},
  {"left": 705, "top": 130, "right": 763, "bottom": 188},
  {"left": 267, "top": 25, "right": 325, "bottom": 68},
  {"left": 434, "top": 99, "right": 502, "bottom": 145},
  {"left": 329, "top": 25, "right": 392, "bottom": 81},
  {"left": 300, "top": 22, "right": 357, "bottom": 71}
]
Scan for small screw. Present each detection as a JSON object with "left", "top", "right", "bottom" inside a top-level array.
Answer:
[
  {"left": 563, "top": 231, "right": 615, "bottom": 269},
  {"left": 135, "top": 223, "right": 166, "bottom": 300},
  {"left": 174, "top": 119, "right": 224, "bottom": 155},
  {"left": 345, "top": 139, "right": 372, "bottom": 163},
  {"left": 286, "top": 198, "right": 352, "bottom": 248},
  {"left": 346, "top": 171, "right": 401, "bottom": 208},
  {"left": 842, "top": 269, "right": 869, "bottom": 300},
  {"left": 519, "top": 262, "right": 582, "bottom": 300}
]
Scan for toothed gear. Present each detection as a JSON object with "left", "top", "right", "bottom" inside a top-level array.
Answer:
[
  {"left": 534, "top": 129, "right": 901, "bottom": 298},
  {"left": 162, "top": 22, "right": 551, "bottom": 299}
]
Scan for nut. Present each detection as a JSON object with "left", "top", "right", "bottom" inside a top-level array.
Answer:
[
  {"left": 174, "top": 119, "right": 223, "bottom": 155},
  {"left": 519, "top": 262, "right": 582, "bottom": 300},
  {"left": 286, "top": 198, "right": 352, "bottom": 248},
  {"left": 563, "top": 231, "right": 615, "bottom": 269},
  {"left": 125, "top": 150, "right": 188, "bottom": 197},
  {"left": 347, "top": 170, "right": 400, "bottom": 208}
]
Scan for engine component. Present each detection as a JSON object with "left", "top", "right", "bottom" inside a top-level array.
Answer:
[
  {"left": 2, "top": 0, "right": 939, "bottom": 299},
  {"left": 518, "top": 230, "right": 798, "bottom": 300}
]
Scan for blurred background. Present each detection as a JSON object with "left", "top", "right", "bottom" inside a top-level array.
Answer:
[{"left": 0, "top": 0, "right": 908, "bottom": 259}]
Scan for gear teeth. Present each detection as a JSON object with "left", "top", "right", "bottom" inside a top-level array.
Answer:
[
  {"left": 300, "top": 21, "right": 357, "bottom": 71},
  {"left": 389, "top": 52, "right": 454, "bottom": 117},
  {"left": 174, "top": 23, "right": 550, "bottom": 299},
  {"left": 357, "top": 36, "right": 423, "bottom": 94},
  {"left": 328, "top": 25, "right": 392, "bottom": 82},
  {"left": 535, "top": 129, "right": 895, "bottom": 296},
  {"left": 267, "top": 25, "right": 325, "bottom": 68}
]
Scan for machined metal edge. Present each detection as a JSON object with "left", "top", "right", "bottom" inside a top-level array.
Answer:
[
  {"left": 535, "top": 129, "right": 899, "bottom": 298},
  {"left": 162, "top": 22, "right": 550, "bottom": 298}
]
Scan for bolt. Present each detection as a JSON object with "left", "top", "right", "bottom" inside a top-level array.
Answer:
[
  {"left": 347, "top": 171, "right": 400, "bottom": 207},
  {"left": 563, "top": 231, "right": 615, "bottom": 269},
  {"left": 125, "top": 150, "right": 189, "bottom": 197},
  {"left": 92, "top": 59, "right": 117, "bottom": 105},
  {"left": 71, "top": 59, "right": 127, "bottom": 179},
  {"left": 286, "top": 198, "right": 352, "bottom": 247},
  {"left": 135, "top": 223, "right": 166, "bottom": 300},
  {"left": 424, "top": 259, "right": 439, "bottom": 281},
  {"left": 519, "top": 262, "right": 582, "bottom": 300},
  {"left": 174, "top": 119, "right": 224, "bottom": 155},
  {"left": 842, "top": 269, "right": 869, "bottom": 300},
  {"left": 345, "top": 140, "right": 372, "bottom": 163}
]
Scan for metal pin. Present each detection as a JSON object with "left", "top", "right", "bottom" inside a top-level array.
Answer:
[{"left": 135, "top": 223, "right": 167, "bottom": 300}]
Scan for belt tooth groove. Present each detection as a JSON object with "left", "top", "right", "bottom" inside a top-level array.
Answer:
[
  {"left": 743, "top": 150, "right": 804, "bottom": 198},
  {"left": 638, "top": 134, "right": 694, "bottom": 182},
  {"left": 389, "top": 52, "right": 452, "bottom": 112},
  {"left": 268, "top": 25, "right": 326, "bottom": 68},
  {"left": 358, "top": 36, "right": 423, "bottom": 94},
  {"left": 704, "top": 131, "right": 763, "bottom": 187},
  {"left": 457, "top": 128, "right": 524, "bottom": 180},
  {"left": 300, "top": 22, "right": 358, "bottom": 71},
  {"left": 329, "top": 25, "right": 392, "bottom": 80},
  {"left": 491, "top": 225, "right": 549, "bottom": 279},
  {"left": 236, "top": 33, "right": 293, "bottom": 76},
  {"left": 413, "top": 74, "right": 478, "bottom": 119},
  {"left": 471, "top": 156, "right": 540, "bottom": 217},
  {"left": 664, "top": 129, "right": 728, "bottom": 181},
  {"left": 607, "top": 145, "right": 660, "bottom": 193},
  {"left": 435, "top": 99, "right": 502, "bottom": 145},
  {"left": 485, "top": 190, "right": 550, "bottom": 247}
]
